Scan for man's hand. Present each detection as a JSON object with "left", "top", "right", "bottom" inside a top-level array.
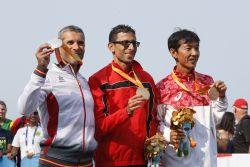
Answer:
[
  {"left": 213, "top": 81, "right": 227, "bottom": 98},
  {"left": 127, "top": 95, "right": 144, "bottom": 116},
  {"left": 27, "top": 152, "right": 33, "bottom": 159},
  {"left": 170, "top": 128, "right": 186, "bottom": 145},
  {"left": 7, "top": 146, "right": 18, "bottom": 160},
  {"left": 36, "top": 43, "right": 54, "bottom": 68},
  {"left": 6, "top": 152, "right": 14, "bottom": 159}
]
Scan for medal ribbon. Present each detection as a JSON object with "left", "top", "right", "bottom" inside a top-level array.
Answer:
[
  {"left": 171, "top": 71, "right": 211, "bottom": 94},
  {"left": 55, "top": 43, "right": 83, "bottom": 65},
  {"left": 112, "top": 65, "right": 144, "bottom": 88},
  {"left": 25, "top": 126, "right": 38, "bottom": 146}
]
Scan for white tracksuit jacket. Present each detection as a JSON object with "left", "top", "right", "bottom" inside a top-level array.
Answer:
[{"left": 18, "top": 64, "right": 97, "bottom": 165}]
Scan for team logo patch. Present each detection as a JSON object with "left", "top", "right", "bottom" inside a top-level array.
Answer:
[
  {"left": 174, "top": 92, "right": 182, "bottom": 101},
  {"left": 58, "top": 75, "right": 65, "bottom": 82}
]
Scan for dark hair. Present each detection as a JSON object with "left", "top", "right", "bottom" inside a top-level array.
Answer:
[
  {"left": 168, "top": 28, "right": 200, "bottom": 51},
  {"left": 216, "top": 112, "right": 235, "bottom": 134},
  {"left": 33, "top": 111, "right": 39, "bottom": 116},
  {"left": 58, "top": 25, "right": 85, "bottom": 41},
  {"left": 109, "top": 24, "right": 136, "bottom": 42},
  {"left": 0, "top": 100, "right": 6, "bottom": 108}
]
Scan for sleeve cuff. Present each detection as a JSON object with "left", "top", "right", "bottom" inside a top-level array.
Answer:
[{"left": 34, "top": 66, "right": 48, "bottom": 78}]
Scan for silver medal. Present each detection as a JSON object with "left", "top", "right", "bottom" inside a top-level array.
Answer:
[{"left": 136, "top": 87, "right": 150, "bottom": 100}]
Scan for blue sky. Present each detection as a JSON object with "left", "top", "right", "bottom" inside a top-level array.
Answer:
[{"left": 1, "top": 0, "right": 249, "bottom": 119}]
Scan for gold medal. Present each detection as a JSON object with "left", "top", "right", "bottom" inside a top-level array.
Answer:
[
  {"left": 136, "top": 87, "right": 150, "bottom": 100},
  {"left": 208, "top": 87, "right": 219, "bottom": 100}
]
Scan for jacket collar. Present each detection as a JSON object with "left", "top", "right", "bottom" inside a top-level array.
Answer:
[
  {"left": 53, "top": 64, "right": 80, "bottom": 77},
  {"left": 173, "top": 66, "right": 196, "bottom": 81},
  {"left": 111, "top": 60, "right": 143, "bottom": 74}
]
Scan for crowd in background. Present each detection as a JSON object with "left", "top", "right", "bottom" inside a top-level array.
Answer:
[
  {"left": 0, "top": 100, "right": 42, "bottom": 167},
  {"left": 216, "top": 98, "right": 250, "bottom": 154}
]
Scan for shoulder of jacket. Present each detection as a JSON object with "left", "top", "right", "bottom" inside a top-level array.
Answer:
[
  {"left": 196, "top": 71, "right": 213, "bottom": 79},
  {"left": 196, "top": 71, "right": 214, "bottom": 84},
  {"left": 5, "top": 118, "right": 13, "bottom": 123},
  {"left": 241, "top": 116, "right": 250, "bottom": 123},
  {"left": 90, "top": 64, "right": 111, "bottom": 79},
  {"left": 156, "top": 74, "right": 173, "bottom": 88}
]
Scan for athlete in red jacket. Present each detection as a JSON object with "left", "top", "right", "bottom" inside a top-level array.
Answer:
[{"left": 89, "top": 25, "right": 157, "bottom": 167}]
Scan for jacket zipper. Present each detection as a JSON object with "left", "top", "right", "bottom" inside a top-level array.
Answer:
[
  {"left": 69, "top": 66, "right": 87, "bottom": 164},
  {"left": 76, "top": 78, "right": 87, "bottom": 152}
]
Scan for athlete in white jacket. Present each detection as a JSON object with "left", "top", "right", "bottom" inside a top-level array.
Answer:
[{"left": 18, "top": 25, "right": 97, "bottom": 167}]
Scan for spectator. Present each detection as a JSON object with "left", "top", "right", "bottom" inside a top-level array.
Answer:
[
  {"left": 216, "top": 112, "right": 235, "bottom": 153},
  {"left": 7, "top": 111, "right": 43, "bottom": 161},
  {"left": 11, "top": 115, "right": 28, "bottom": 167},
  {"left": 232, "top": 98, "right": 250, "bottom": 153},
  {"left": 0, "top": 127, "right": 13, "bottom": 158},
  {"left": 0, "top": 100, "right": 13, "bottom": 131}
]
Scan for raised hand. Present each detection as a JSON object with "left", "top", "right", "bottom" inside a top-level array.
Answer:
[
  {"left": 212, "top": 80, "right": 227, "bottom": 98},
  {"left": 35, "top": 43, "right": 54, "bottom": 68}
]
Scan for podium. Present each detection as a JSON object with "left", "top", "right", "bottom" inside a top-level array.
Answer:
[{"left": 217, "top": 154, "right": 250, "bottom": 167}]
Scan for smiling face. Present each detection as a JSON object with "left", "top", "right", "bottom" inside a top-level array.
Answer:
[
  {"left": 170, "top": 41, "right": 200, "bottom": 73},
  {"left": 108, "top": 32, "right": 137, "bottom": 70}
]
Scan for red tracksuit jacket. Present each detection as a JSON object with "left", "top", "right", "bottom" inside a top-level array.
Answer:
[{"left": 89, "top": 60, "right": 157, "bottom": 167}]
